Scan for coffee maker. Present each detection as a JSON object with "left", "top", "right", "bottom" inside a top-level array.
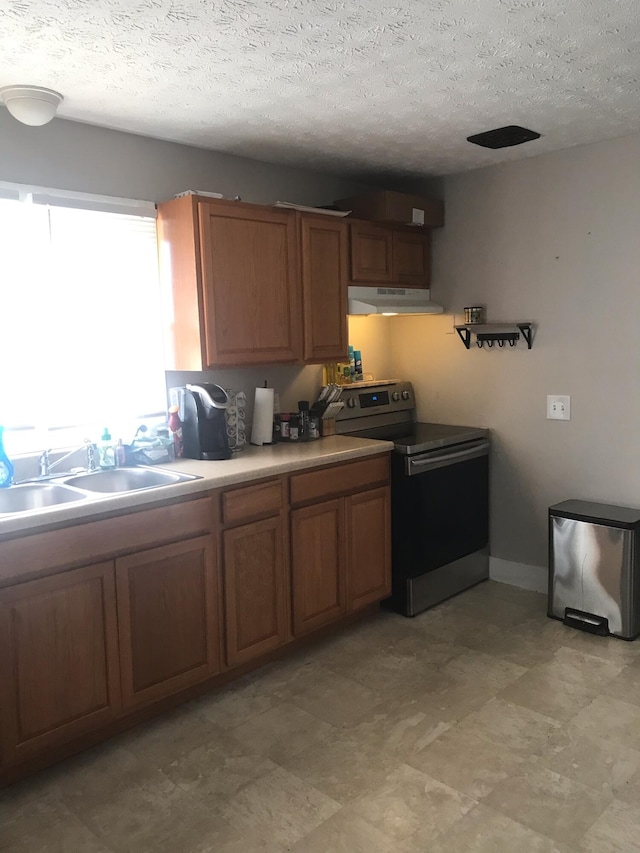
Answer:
[{"left": 180, "top": 384, "right": 231, "bottom": 460}]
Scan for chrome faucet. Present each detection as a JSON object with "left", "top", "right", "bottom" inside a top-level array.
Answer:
[{"left": 38, "top": 439, "right": 98, "bottom": 478}]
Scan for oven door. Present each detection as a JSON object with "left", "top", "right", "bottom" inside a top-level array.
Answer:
[{"left": 391, "top": 438, "right": 490, "bottom": 581}]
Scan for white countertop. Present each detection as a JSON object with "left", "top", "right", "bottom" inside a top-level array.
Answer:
[{"left": 0, "top": 436, "right": 393, "bottom": 540}]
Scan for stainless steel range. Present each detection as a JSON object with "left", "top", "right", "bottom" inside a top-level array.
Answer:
[{"left": 335, "top": 380, "right": 490, "bottom": 616}]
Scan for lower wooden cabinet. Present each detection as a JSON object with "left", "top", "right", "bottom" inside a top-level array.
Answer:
[
  {"left": 223, "top": 516, "right": 288, "bottom": 667},
  {"left": 0, "top": 562, "right": 121, "bottom": 764},
  {"left": 291, "top": 471, "right": 391, "bottom": 636},
  {"left": 0, "top": 454, "right": 392, "bottom": 783},
  {"left": 346, "top": 486, "right": 391, "bottom": 611},
  {"left": 291, "top": 498, "right": 346, "bottom": 635},
  {"left": 115, "top": 535, "right": 220, "bottom": 709}
]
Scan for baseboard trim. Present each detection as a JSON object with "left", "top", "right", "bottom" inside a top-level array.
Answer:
[{"left": 489, "top": 557, "right": 548, "bottom": 594}]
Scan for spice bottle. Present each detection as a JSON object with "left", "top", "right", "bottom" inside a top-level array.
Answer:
[
  {"left": 279, "top": 413, "right": 291, "bottom": 439},
  {"left": 289, "top": 415, "right": 299, "bottom": 441},
  {"left": 298, "top": 400, "right": 310, "bottom": 440}
]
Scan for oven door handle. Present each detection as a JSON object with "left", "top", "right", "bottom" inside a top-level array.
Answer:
[{"left": 405, "top": 438, "right": 490, "bottom": 475}]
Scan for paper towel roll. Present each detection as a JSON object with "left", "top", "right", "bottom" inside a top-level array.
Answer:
[{"left": 251, "top": 387, "right": 275, "bottom": 445}]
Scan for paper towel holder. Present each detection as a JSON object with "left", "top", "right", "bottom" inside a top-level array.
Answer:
[{"left": 251, "top": 384, "right": 275, "bottom": 446}]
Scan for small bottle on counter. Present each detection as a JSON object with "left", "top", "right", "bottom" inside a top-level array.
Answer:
[
  {"left": 308, "top": 415, "right": 320, "bottom": 440},
  {"left": 98, "top": 428, "right": 117, "bottom": 469},
  {"left": 348, "top": 346, "right": 356, "bottom": 381},
  {"left": 0, "top": 426, "right": 14, "bottom": 488},
  {"left": 115, "top": 439, "right": 126, "bottom": 467},
  {"left": 354, "top": 350, "right": 363, "bottom": 381},
  {"left": 289, "top": 415, "right": 299, "bottom": 441},
  {"left": 279, "top": 413, "right": 291, "bottom": 440},
  {"left": 168, "top": 405, "right": 183, "bottom": 457},
  {"left": 298, "top": 401, "right": 310, "bottom": 440}
]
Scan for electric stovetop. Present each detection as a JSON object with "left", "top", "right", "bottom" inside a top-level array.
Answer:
[
  {"left": 393, "top": 422, "right": 489, "bottom": 456},
  {"left": 334, "top": 380, "right": 488, "bottom": 454}
]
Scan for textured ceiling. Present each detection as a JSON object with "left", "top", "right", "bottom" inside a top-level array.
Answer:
[{"left": 2, "top": 0, "right": 640, "bottom": 179}]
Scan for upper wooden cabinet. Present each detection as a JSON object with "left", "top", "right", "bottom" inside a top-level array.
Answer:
[
  {"left": 157, "top": 196, "right": 301, "bottom": 369},
  {"left": 393, "top": 229, "right": 431, "bottom": 287},
  {"left": 199, "top": 203, "right": 301, "bottom": 367},
  {"left": 349, "top": 221, "right": 431, "bottom": 288},
  {"left": 157, "top": 197, "right": 348, "bottom": 369},
  {"left": 349, "top": 222, "right": 394, "bottom": 283},
  {"left": 300, "top": 214, "right": 348, "bottom": 362}
]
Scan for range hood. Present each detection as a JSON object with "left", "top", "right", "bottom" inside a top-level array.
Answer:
[{"left": 348, "top": 286, "right": 443, "bottom": 316}]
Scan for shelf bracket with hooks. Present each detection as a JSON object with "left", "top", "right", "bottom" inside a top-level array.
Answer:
[{"left": 455, "top": 323, "right": 533, "bottom": 350}]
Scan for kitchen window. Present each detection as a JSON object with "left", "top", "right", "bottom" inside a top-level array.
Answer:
[{"left": 0, "top": 184, "right": 166, "bottom": 455}]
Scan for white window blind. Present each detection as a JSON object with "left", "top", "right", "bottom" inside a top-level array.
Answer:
[{"left": 0, "top": 194, "right": 166, "bottom": 453}]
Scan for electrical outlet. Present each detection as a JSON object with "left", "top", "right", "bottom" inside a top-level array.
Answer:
[{"left": 547, "top": 395, "right": 570, "bottom": 420}]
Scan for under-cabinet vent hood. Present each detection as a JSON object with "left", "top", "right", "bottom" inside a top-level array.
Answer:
[{"left": 348, "top": 286, "right": 444, "bottom": 316}]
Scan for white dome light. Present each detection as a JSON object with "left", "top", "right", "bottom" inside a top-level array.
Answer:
[{"left": 0, "top": 85, "right": 64, "bottom": 126}]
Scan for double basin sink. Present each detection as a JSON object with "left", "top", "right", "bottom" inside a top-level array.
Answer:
[{"left": 0, "top": 467, "right": 200, "bottom": 516}]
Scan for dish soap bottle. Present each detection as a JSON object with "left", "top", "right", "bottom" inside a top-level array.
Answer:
[
  {"left": 0, "top": 426, "right": 14, "bottom": 488},
  {"left": 99, "top": 428, "right": 116, "bottom": 469}
]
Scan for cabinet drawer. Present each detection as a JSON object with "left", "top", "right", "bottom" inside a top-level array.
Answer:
[
  {"left": 0, "top": 496, "right": 217, "bottom": 587},
  {"left": 222, "top": 478, "right": 284, "bottom": 526},
  {"left": 290, "top": 454, "right": 390, "bottom": 506}
]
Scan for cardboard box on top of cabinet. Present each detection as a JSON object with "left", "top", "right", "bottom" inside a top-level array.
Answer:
[{"left": 333, "top": 190, "right": 444, "bottom": 228}]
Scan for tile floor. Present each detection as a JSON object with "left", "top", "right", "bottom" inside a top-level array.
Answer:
[{"left": 3, "top": 580, "right": 640, "bottom": 852}]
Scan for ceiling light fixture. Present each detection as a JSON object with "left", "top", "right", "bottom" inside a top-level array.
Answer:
[{"left": 0, "top": 85, "right": 64, "bottom": 126}]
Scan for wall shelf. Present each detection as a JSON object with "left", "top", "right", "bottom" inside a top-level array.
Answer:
[{"left": 455, "top": 323, "right": 533, "bottom": 350}]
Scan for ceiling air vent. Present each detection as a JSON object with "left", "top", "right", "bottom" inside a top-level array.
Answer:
[{"left": 467, "top": 125, "right": 541, "bottom": 149}]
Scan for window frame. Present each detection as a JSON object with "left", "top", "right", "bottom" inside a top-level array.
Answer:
[{"left": 0, "top": 182, "right": 166, "bottom": 458}]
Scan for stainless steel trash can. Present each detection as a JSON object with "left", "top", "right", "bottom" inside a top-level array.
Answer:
[{"left": 549, "top": 500, "right": 640, "bottom": 640}]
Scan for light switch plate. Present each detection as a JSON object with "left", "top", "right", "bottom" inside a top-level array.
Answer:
[{"left": 547, "top": 395, "right": 570, "bottom": 420}]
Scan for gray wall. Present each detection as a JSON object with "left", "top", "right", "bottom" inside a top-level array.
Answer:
[
  {"left": 0, "top": 110, "right": 377, "bottom": 206},
  {"left": 0, "top": 109, "right": 396, "bottom": 415},
  {"left": 390, "top": 132, "right": 640, "bottom": 571}
]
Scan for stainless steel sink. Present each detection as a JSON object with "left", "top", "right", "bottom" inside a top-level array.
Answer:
[
  {"left": 61, "top": 466, "right": 199, "bottom": 494},
  {"left": 0, "top": 483, "right": 88, "bottom": 514}
]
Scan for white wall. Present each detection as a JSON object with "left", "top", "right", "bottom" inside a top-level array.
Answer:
[{"left": 391, "top": 132, "right": 640, "bottom": 572}]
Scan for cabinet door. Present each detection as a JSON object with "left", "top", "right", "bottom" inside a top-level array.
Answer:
[
  {"left": 116, "top": 536, "right": 220, "bottom": 709},
  {"left": 291, "top": 499, "right": 346, "bottom": 635},
  {"left": 346, "top": 486, "right": 391, "bottom": 611},
  {"left": 223, "top": 516, "right": 287, "bottom": 667},
  {"left": 300, "top": 214, "right": 348, "bottom": 362},
  {"left": 349, "top": 222, "right": 393, "bottom": 283},
  {"left": 198, "top": 203, "right": 302, "bottom": 366},
  {"left": 0, "top": 562, "right": 121, "bottom": 764},
  {"left": 393, "top": 230, "right": 431, "bottom": 287}
]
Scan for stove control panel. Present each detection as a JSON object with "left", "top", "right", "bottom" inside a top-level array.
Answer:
[{"left": 335, "top": 381, "right": 414, "bottom": 421}]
